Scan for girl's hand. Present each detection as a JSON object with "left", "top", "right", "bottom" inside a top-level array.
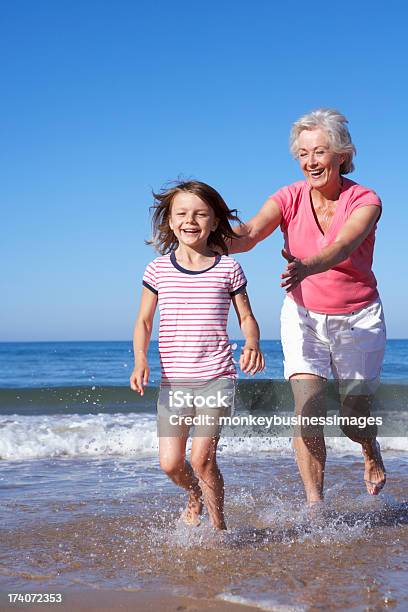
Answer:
[
  {"left": 239, "top": 344, "right": 265, "bottom": 375},
  {"left": 130, "top": 357, "right": 150, "bottom": 395},
  {"left": 280, "top": 249, "right": 309, "bottom": 292}
]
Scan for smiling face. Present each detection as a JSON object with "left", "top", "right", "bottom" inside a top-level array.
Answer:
[
  {"left": 297, "top": 128, "right": 345, "bottom": 193},
  {"left": 169, "top": 192, "right": 218, "bottom": 250}
]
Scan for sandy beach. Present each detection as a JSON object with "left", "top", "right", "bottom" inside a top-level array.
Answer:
[
  {"left": 1, "top": 452, "right": 408, "bottom": 611},
  {"left": 0, "top": 589, "right": 259, "bottom": 612},
  {"left": 1, "top": 343, "right": 408, "bottom": 610}
]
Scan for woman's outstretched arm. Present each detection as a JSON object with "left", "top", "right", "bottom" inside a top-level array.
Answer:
[{"left": 229, "top": 197, "right": 282, "bottom": 254}]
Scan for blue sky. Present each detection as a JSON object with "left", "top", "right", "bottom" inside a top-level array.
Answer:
[{"left": 2, "top": 0, "right": 407, "bottom": 341}]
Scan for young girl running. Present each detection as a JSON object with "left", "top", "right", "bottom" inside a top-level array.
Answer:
[{"left": 130, "top": 180, "right": 264, "bottom": 530}]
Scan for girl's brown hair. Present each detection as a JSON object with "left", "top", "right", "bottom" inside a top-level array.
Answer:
[{"left": 147, "top": 180, "right": 242, "bottom": 255}]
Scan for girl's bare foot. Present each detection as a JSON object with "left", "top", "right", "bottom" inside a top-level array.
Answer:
[
  {"left": 363, "top": 440, "right": 386, "bottom": 495},
  {"left": 180, "top": 491, "right": 203, "bottom": 526}
]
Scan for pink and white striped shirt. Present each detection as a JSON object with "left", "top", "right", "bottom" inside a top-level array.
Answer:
[{"left": 143, "top": 252, "right": 247, "bottom": 381}]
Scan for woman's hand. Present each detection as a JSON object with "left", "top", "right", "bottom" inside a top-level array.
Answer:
[
  {"left": 239, "top": 344, "right": 265, "bottom": 375},
  {"left": 280, "top": 249, "right": 310, "bottom": 292},
  {"left": 130, "top": 355, "right": 150, "bottom": 395},
  {"left": 280, "top": 206, "right": 381, "bottom": 291}
]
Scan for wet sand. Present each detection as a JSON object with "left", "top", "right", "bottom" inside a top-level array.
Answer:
[
  {"left": 0, "top": 589, "right": 258, "bottom": 612},
  {"left": 1, "top": 451, "right": 408, "bottom": 611}
]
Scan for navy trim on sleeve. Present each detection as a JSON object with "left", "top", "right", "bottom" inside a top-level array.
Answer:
[
  {"left": 143, "top": 280, "right": 158, "bottom": 295},
  {"left": 230, "top": 282, "right": 247, "bottom": 296}
]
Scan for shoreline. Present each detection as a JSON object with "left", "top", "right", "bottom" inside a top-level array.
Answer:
[
  {"left": 1, "top": 453, "right": 408, "bottom": 610},
  {"left": 0, "top": 589, "right": 259, "bottom": 612}
]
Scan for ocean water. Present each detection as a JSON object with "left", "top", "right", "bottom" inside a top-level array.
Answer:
[
  {"left": 1, "top": 340, "right": 408, "bottom": 610},
  {"left": 2, "top": 339, "right": 408, "bottom": 388}
]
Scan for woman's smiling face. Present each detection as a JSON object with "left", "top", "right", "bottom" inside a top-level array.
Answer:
[
  {"left": 169, "top": 192, "right": 218, "bottom": 249},
  {"left": 297, "top": 128, "right": 344, "bottom": 192}
]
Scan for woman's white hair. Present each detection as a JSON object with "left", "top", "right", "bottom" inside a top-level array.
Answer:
[{"left": 290, "top": 108, "right": 356, "bottom": 175}]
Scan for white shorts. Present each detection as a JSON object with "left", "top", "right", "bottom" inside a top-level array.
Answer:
[
  {"left": 280, "top": 296, "right": 386, "bottom": 389},
  {"left": 157, "top": 377, "right": 235, "bottom": 416},
  {"left": 157, "top": 377, "right": 235, "bottom": 437}
]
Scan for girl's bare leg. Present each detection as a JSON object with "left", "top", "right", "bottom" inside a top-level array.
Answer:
[
  {"left": 159, "top": 433, "right": 203, "bottom": 525},
  {"left": 190, "top": 435, "right": 226, "bottom": 530}
]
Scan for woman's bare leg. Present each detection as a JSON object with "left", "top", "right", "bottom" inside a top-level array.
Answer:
[
  {"left": 340, "top": 394, "right": 386, "bottom": 495},
  {"left": 290, "top": 374, "right": 328, "bottom": 505}
]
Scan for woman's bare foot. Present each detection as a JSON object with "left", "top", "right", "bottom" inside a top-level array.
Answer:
[
  {"left": 363, "top": 440, "right": 386, "bottom": 495},
  {"left": 211, "top": 517, "right": 227, "bottom": 530},
  {"left": 180, "top": 491, "right": 203, "bottom": 526}
]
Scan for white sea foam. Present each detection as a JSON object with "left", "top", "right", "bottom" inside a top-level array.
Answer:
[
  {"left": 218, "top": 592, "right": 306, "bottom": 612},
  {"left": 0, "top": 413, "right": 158, "bottom": 460},
  {"left": 0, "top": 413, "right": 407, "bottom": 461}
]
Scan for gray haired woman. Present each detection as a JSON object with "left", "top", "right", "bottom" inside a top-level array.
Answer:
[{"left": 230, "top": 108, "right": 386, "bottom": 505}]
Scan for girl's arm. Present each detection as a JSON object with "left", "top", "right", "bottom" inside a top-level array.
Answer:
[
  {"left": 130, "top": 287, "right": 158, "bottom": 395},
  {"left": 231, "top": 290, "right": 265, "bottom": 375},
  {"left": 280, "top": 206, "right": 381, "bottom": 292},
  {"left": 229, "top": 197, "right": 282, "bottom": 254}
]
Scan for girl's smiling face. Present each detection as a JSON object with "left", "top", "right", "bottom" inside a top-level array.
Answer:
[{"left": 169, "top": 192, "right": 218, "bottom": 249}]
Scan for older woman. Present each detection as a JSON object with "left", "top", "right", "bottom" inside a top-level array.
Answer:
[{"left": 230, "top": 108, "right": 386, "bottom": 504}]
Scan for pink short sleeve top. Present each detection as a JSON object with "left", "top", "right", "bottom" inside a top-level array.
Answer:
[
  {"left": 272, "top": 177, "right": 382, "bottom": 314},
  {"left": 143, "top": 253, "right": 247, "bottom": 381}
]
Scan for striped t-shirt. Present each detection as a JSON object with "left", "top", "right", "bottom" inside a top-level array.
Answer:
[{"left": 142, "top": 252, "right": 247, "bottom": 381}]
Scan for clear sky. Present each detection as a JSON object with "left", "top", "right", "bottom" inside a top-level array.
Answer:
[{"left": 2, "top": 0, "right": 407, "bottom": 341}]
